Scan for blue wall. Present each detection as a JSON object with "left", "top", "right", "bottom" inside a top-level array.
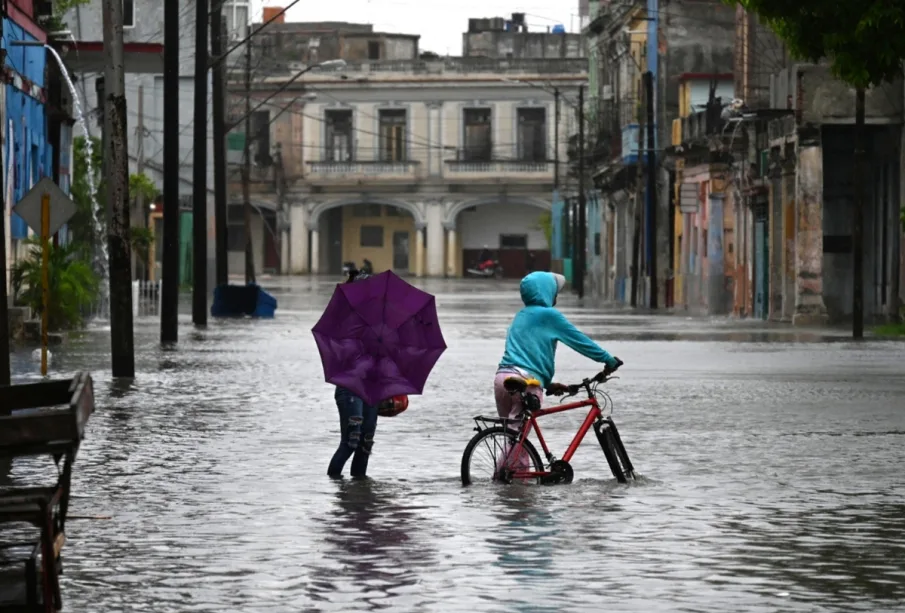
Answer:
[{"left": 2, "top": 17, "right": 52, "bottom": 240}]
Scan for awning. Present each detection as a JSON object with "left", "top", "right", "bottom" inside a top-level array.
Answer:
[{"left": 64, "top": 41, "right": 164, "bottom": 74}]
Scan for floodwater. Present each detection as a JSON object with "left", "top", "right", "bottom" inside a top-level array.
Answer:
[{"left": 5, "top": 278, "right": 905, "bottom": 612}]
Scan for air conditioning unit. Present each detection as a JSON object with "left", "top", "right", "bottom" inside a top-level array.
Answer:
[{"left": 601, "top": 85, "right": 613, "bottom": 101}]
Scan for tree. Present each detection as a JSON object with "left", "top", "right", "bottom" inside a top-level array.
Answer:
[
  {"left": 728, "top": 0, "right": 905, "bottom": 336},
  {"left": 69, "top": 135, "right": 104, "bottom": 255}
]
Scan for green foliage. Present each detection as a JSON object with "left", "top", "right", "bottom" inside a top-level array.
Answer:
[
  {"left": 10, "top": 238, "right": 99, "bottom": 331},
  {"left": 728, "top": 0, "right": 905, "bottom": 88},
  {"left": 129, "top": 172, "right": 159, "bottom": 204},
  {"left": 536, "top": 211, "right": 553, "bottom": 248},
  {"left": 130, "top": 227, "right": 154, "bottom": 265},
  {"left": 69, "top": 136, "right": 104, "bottom": 255},
  {"left": 48, "top": 0, "right": 90, "bottom": 32}
]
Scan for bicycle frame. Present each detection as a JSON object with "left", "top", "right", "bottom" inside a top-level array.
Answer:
[{"left": 505, "top": 396, "right": 602, "bottom": 479}]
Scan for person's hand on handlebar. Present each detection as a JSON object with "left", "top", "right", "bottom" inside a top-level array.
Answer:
[{"left": 545, "top": 382, "right": 570, "bottom": 396}]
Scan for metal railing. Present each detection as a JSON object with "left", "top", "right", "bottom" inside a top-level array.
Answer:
[{"left": 89, "top": 280, "right": 161, "bottom": 320}]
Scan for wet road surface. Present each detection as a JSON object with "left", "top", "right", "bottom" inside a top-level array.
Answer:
[{"left": 6, "top": 278, "right": 905, "bottom": 612}]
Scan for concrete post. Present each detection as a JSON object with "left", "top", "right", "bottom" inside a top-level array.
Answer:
[
  {"left": 426, "top": 203, "right": 444, "bottom": 276},
  {"left": 707, "top": 193, "right": 726, "bottom": 314},
  {"left": 414, "top": 224, "right": 425, "bottom": 277},
  {"left": 445, "top": 225, "right": 457, "bottom": 277},
  {"left": 289, "top": 204, "right": 309, "bottom": 273},
  {"left": 310, "top": 229, "right": 320, "bottom": 275},
  {"left": 793, "top": 141, "right": 829, "bottom": 325},
  {"left": 781, "top": 155, "right": 796, "bottom": 321},
  {"left": 769, "top": 161, "right": 783, "bottom": 320}
]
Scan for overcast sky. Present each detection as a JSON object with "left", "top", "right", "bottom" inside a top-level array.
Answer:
[{"left": 254, "top": 0, "right": 580, "bottom": 56}]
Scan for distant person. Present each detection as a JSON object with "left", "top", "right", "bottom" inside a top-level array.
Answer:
[
  {"left": 361, "top": 259, "right": 373, "bottom": 275},
  {"left": 495, "top": 271, "right": 622, "bottom": 421},
  {"left": 526, "top": 250, "right": 536, "bottom": 273},
  {"left": 478, "top": 245, "right": 491, "bottom": 265}
]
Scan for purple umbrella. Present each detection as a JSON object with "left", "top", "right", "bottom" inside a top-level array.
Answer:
[{"left": 312, "top": 270, "right": 447, "bottom": 406}]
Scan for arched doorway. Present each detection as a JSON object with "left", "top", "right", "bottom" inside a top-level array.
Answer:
[
  {"left": 310, "top": 198, "right": 424, "bottom": 275},
  {"left": 445, "top": 197, "right": 552, "bottom": 278}
]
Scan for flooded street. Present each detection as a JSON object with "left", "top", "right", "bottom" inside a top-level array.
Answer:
[{"left": 6, "top": 278, "right": 905, "bottom": 612}]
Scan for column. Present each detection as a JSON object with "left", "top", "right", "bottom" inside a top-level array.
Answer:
[
  {"left": 769, "top": 162, "right": 784, "bottom": 320},
  {"left": 310, "top": 228, "right": 320, "bottom": 275},
  {"left": 445, "top": 224, "right": 457, "bottom": 277},
  {"left": 707, "top": 193, "right": 727, "bottom": 314},
  {"left": 414, "top": 224, "right": 425, "bottom": 277},
  {"left": 289, "top": 203, "right": 309, "bottom": 274},
  {"left": 425, "top": 202, "right": 444, "bottom": 277},
  {"left": 793, "top": 139, "right": 829, "bottom": 325},
  {"left": 781, "top": 155, "right": 796, "bottom": 321}
]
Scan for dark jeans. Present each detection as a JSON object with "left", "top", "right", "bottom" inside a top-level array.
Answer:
[{"left": 328, "top": 387, "right": 378, "bottom": 478}]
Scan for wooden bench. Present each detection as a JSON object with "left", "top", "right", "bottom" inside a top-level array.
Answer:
[{"left": 0, "top": 373, "right": 95, "bottom": 613}]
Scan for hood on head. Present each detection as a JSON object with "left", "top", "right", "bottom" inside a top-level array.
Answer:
[{"left": 519, "top": 272, "right": 565, "bottom": 307}]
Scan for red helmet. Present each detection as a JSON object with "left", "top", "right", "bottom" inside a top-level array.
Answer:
[{"left": 378, "top": 395, "right": 409, "bottom": 417}]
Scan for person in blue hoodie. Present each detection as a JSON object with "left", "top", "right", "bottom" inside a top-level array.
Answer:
[{"left": 495, "top": 271, "right": 622, "bottom": 421}]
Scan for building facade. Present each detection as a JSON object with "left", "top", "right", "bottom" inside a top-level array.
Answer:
[
  {"left": 583, "top": 0, "right": 735, "bottom": 304},
  {"left": 3, "top": 0, "right": 76, "bottom": 282},
  {"left": 63, "top": 0, "right": 220, "bottom": 282},
  {"left": 667, "top": 7, "right": 904, "bottom": 324},
  {"left": 272, "top": 57, "right": 586, "bottom": 277}
]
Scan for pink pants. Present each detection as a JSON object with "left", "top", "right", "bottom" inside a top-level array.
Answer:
[{"left": 493, "top": 371, "right": 543, "bottom": 475}]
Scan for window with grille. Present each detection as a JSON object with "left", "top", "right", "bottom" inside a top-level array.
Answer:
[
  {"left": 325, "top": 109, "right": 353, "bottom": 161},
  {"left": 517, "top": 108, "right": 546, "bottom": 162},
  {"left": 379, "top": 109, "right": 406, "bottom": 162},
  {"left": 360, "top": 225, "right": 384, "bottom": 247},
  {"left": 463, "top": 108, "right": 492, "bottom": 161}
]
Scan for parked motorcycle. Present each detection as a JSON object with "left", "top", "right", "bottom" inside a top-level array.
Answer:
[{"left": 466, "top": 259, "right": 503, "bottom": 278}]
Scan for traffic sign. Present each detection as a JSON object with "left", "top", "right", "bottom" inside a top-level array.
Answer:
[{"left": 13, "top": 177, "right": 77, "bottom": 237}]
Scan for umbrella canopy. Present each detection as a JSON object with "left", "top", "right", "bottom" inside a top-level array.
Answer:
[{"left": 312, "top": 271, "right": 447, "bottom": 406}]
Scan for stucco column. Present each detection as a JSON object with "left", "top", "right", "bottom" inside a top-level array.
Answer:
[
  {"left": 445, "top": 224, "right": 457, "bottom": 277},
  {"left": 707, "top": 193, "right": 727, "bottom": 315},
  {"left": 310, "top": 229, "right": 320, "bottom": 275},
  {"left": 425, "top": 202, "right": 444, "bottom": 277},
  {"left": 289, "top": 204, "right": 309, "bottom": 274},
  {"left": 781, "top": 157, "right": 797, "bottom": 321},
  {"left": 414, "top": 224, "right": 425, "bottom": 277},
  {"left": 793, "top": 139, "right": 829, "bottom": 325}
]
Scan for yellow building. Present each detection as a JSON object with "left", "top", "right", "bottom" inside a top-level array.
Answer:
[{"left": 340, "top": 204, "right": 420, "bottom": 274}]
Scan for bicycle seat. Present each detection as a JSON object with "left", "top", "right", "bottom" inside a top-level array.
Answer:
[{"left": 503, "top": 376, "right": 541, "bottom": 393}]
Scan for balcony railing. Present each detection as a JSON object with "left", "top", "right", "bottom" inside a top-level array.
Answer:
[
  {"left": 445, "top": 160, "right": 554, "bottom": 174},
  {"left": 306, "top": 160, "right": 421, "bottom": 181}
]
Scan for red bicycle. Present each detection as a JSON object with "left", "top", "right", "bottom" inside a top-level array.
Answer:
[{"left": 461, "top": 365, "right": 635, "bottom": 485}]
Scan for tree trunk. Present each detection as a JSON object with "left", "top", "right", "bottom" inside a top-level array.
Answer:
[{"left": 852, "top": 86, "right": 865, "bottom": 338}]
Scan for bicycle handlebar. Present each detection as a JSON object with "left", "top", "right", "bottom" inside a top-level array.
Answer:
[{"left": 545, "top": 358, "right": 624, "bottom": 397}]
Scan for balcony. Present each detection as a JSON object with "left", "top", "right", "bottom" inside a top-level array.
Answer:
[
  {"left": 444, "top": 159, "right": 554, "bottom": 181},
  {"left": 305, "top": 160, "right": 421, "bottom": 184}
]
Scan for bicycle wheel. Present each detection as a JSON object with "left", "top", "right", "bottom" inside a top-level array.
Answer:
[
  {"left": 461, "top": 426, "right": 544, "bottom": 486},
  {"left": 596, "top": 420, "right": 635, "bottom": 483}
]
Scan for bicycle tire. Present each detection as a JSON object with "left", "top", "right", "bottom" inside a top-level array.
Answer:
[
  {"left": 597, "top": 420, "right": 633, "bottom": 483},
  {"left": 461, "top": 426, "right": 544, "bottom": 486}
]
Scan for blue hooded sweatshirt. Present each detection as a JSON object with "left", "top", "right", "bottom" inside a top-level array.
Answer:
[{"left": 498, "top": 271, "right": 616, "bottom": 388}]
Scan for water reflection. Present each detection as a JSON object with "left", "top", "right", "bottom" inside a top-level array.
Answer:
[{"left": 308, "top": 479, "right": 432, "bottom": 609}]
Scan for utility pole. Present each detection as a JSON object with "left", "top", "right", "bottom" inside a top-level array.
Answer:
[
  {"left": 102, "top": 0, "right": 135, "bottom": 377},
  {"left": 630, "top": 87, "right": 644, "bottom": 308},
  {"left": 192, "top": 0, "right": 209, "bottom": 325},
  {"left": 0, "top": 13, "right": 10, "bottom": 386},
  {"left": 243, "top": 31, "right": 256, "bottom": 285},
  {"left": 211, "top": 8, "right": 228, "bottom": 287},
  {"left": 135, "top": 85, "right": 145, "bottom": 280},
  {"left": 161, "top": 0, "right": 180, "bottom": 343},
  {"left": 576, "top": 85, "right": 586, "bottom": 298},
  {"left": 644, "top": 71, "right": 657, "bottom": 309},
  {"left": 553, "top": 88, "right": 560, "bottom": 189},
  {"left": 853, "top": 86, "right": 865, "bottom": 338}
]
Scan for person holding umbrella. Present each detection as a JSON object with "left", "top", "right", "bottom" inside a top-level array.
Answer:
[{"left": 315, "top": 268, "right": 446, "bottom": 479}]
